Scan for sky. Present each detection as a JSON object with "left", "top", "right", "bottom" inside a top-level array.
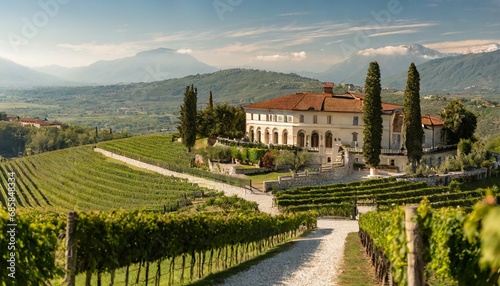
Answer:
[{"left": 0, "top": 0, "right": 499, "bottom": 72}]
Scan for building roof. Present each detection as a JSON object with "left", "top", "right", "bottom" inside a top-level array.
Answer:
[
  {"left": 244, "top": 92, "right": 403, "bottom": 113},
  {"left": 421, "top": 114, "right": 443, "bottom": 126}
]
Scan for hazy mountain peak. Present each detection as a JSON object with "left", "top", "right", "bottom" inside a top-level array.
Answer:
[
  {"left": 135, "top": 48, "right": 176, "bottom": 56},
  {"left": 461, "top": 43, "right": 500, "bottom": 54},
  {"left": 357, "top": 44, "right": 444, "bottom": 59}
]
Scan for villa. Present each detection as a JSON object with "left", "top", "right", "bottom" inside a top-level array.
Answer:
[{"left": 243, "top": 83, "right": 455, "bottom": 171}]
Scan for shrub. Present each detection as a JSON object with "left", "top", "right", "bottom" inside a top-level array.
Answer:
[
  {"left": 248, "top": 148, "right": 267, "bottom": 165},
  {"left": 261, "top": 151, "right": 275, "bottom": 169}
]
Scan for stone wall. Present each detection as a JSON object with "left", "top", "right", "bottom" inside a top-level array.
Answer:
[
  {"left": 399, "top": 168, "right": 489, "bottom": 186},
  {"left": 264, "top": 164, "right": 352, "bottom": 192}
]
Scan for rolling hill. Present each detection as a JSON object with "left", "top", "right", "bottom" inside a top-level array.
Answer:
[
  {"left": 384, "top": 50, "right": 500, "bottom": 93},
  {"left": 0, "top": 141, "right": 202, "bottom": 212},
  {"left": 1, "top": 69, "right": 323, "bottom": 133}
]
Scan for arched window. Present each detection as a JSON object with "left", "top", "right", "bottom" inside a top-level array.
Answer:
[
  {"left": 273, "top": 129, "right": 279, "bottom": 144},
  {"left": 325, "top": 132, "right": 333, "bottom": 148},
  {"left": 265, "top": 129, "right": 270, "bottom": 144},
  {"left": 311, "top": 131, "right": 319, "bottom": 148},
  {"left": 297, "top": 131, "right": 306, "bottom": 147},
  {"left": 249, "top": 127, "right": 254, "bottom": 142},
  {"left": 257, "top": 129, "right": 261, "bottom": 143},
  {"left": 282, "top": 130, "right": 288, "bottom": 145}
]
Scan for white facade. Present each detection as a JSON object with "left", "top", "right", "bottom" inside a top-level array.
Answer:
[{"left": 243, "top": 87, "right": 449, "bottom": 168}]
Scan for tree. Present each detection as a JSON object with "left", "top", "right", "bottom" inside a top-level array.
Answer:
[
  {"left": 0, "top": 112, "right": 8, "bottom": 121},
  {"left": 439, "top": 99, "right": 477, "bottom": 144},
  {"left": 197, "top": 91, "right": 216, "bottom": 137},
  {"left": 274, "top": 150, "right": 311, "bottom": 171},
  {"left": 212, "top": 104, "right": 246, "bottom": 139},
  {"left": 208, "top": 90, "right": 214, "bottom": 111},
  {"left": 362, "top": 61, "right": 383, "bottom": 169},
  {"left": 178, "top": 85, "right": 197, "bottom": 152},
  {"left": 403, "top": 63, "right": 423, "bottom": 167}
]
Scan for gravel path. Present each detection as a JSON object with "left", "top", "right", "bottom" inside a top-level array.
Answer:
[
  {"left": 94, "top": 148, "right": 360, "bottom": 285},
  {"left": 217, "top": 219, "right": 359, "bottom": 286},
  {"left": 94, "top": 148, "right": 279, "bottom": 215}
]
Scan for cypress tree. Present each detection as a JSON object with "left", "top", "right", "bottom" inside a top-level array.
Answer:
[
  {"left": 208, "top": 90, "right": 214, "bottom": 111},
  {"left": 178, "top": 85, "right": 197, "bottom": 152},
  {"left": 362, "top": 61, "right": 383, "bottom": 169},
  {"left": 403, "top": 63, "right": 423, "bottom": 167}
]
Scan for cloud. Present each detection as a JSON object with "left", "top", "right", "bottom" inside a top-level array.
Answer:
[
  {"left": 256, "top": 51, "right": 307, "bottom": 61},
  {"left": 214, "top": 42, "right": 262, "bottom": 53},
  {"left": 278, "top": 12, "right": 309, "bottom": 17},
  {"left": 256, "top": 54, "right": 287, "bottom": 61},
  {"left": 291, "top": 51, "right": 306, "bottom": 59},
  {"left": 358, "top": 46, "right": 409, "bottom": 56},
  {"left": 425, "top": 39, "right": 500, "bottom": 53},
  {"left": 369, "top": 29, "right": 418, "bottom": 37},
  {"left": 224, "top": 27, "right": 273, "bottom": 38},
  {"left": 176, "top": 48, "right": 193, "bottom": 54}
]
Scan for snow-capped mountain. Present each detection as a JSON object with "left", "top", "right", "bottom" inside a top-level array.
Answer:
[{"left": 309, "top": 44, "right": 446, "bottom": 85}]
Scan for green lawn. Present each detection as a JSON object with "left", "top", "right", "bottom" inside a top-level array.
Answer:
[
  {"left": 334, "top": 232, "right": 380, "bottom": 286},
  {"left": 245, "top": 170, "right": 292, "bottom": 183}
]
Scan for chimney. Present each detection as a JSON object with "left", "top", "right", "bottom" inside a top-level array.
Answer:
[{"left": 323, "top": 82, "right": 334, "bottom": 94}]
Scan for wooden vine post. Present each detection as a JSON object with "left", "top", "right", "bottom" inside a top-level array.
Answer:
[
  {"left": 405, "top": 206, "right": 424, "bottom": 286},
  {"left": 64, "top": 211, "right": 78, "bottom": 286}
]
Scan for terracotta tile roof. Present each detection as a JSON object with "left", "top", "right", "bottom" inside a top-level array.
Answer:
[
  {"left": 324, "top": 82, "right": 334, "bottom": 88},
  {"left": 293, "top": 93, "right": 327, "bottom": 111},
  {"left": 244, "top": 91, "right": 402, "bottom": 113},
  {"left": 323, "top": 97, "right": 363, "bottom": 112},
  {"left": 421, "top": 114, "right": 443, "bottom": 126}
]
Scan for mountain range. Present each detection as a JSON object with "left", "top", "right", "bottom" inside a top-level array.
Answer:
[
  {"left": 308, "top": 44, "right": 447, "bottom": 85},
  {"left": 34, "top": 48, "right": 218, "bottom": 85},
  {"left": 1, "top": 44, "right": 500, "bottom": 93},
  {"left": 0, "top": 57, "right": 73, "bottom": 87},
  {"left": 384, "top": 49, "right": 500, "bottom": 93}
]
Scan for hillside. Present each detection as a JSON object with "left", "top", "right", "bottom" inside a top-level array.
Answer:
[
  {"left": 0, "top": 143, "right": 203, "bottom": 212},
  {"left": 384, "top": 50, "right": 500, "bottom": 93},
  {"left": 1, "top": 69, "right": 323, "bottom": 133}
]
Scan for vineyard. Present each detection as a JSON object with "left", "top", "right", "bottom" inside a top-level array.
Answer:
[
  {"left": 97, "top": 134, "right": 251, "bottom": 187},
  {"left": 359, "top": 196, "right": 500, "bottom": 285},
  {"left": 0, "top": 146, "right": 207, "bottom": 212},
  {"left": 274, "top": 177, "right": 489, "bottom": 215},
  {"left": 0, "top": 208, "right": 316, "bottom": 285}
]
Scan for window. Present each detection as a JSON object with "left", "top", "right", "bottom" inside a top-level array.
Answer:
[
  {"left": 313, "top": 115, "right": 318, "bottom": 124},
  {"left": 422, "top": 134, "right": 426, "bottom": 144},
  {"left": 284, "top": 115, "right": 287, "bottom": 122},
  {"left": 258, "top": 114, "right": 261, "bottom": 121},
  {"left": 353, "top": 116, "right": 359, "bottom": 126},
  {"left": 352, "top": 132, "right": 358, "bottom": 142},
  {"left": 327, "top": 115, "right": 332, "bottom": 124},
  {"left": 299, "top": 115, "right": 304, "bottom": 123},
  {"left": 325, "top": 132, "right": 333, "bottom": 148},
  {"left": 250, "top": 113, "right": 253, "bottom": 120},
  {"left": 311, "top": 132, "right": 319, "bottom": 147}
]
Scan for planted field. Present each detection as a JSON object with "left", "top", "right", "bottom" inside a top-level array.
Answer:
[
  {"left": 98, "top": 134, "right": 251, "bottom": 187},
  {"left": 0, "top": 146, "right": 205, "bottom": 212},
  {"left": 97, "top": 134, "right": 193, "bottom": 168},
  {"left": 275, "top": 177, "right": 490, "bottom": 215}
]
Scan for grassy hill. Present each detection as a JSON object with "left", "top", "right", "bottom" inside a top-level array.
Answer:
[
  {"left": 0, "top": 144, "right": 205, "bottom": 212},
  {"left": 1, "top": 69, "right": 322, "bottom": 134}
]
